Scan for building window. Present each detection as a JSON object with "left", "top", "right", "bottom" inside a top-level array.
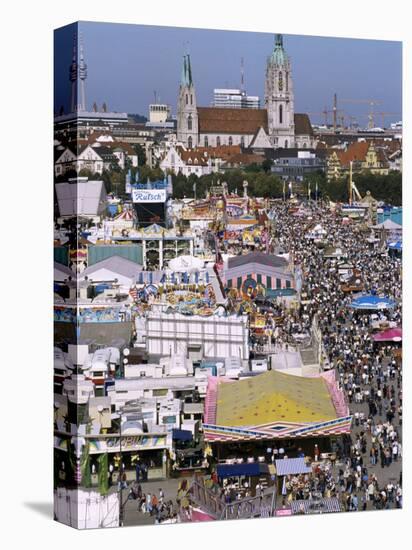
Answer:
[
  {"left": 257, "top": 274, "right": 262, "bottom": 285},
  {"left": 185, "top": 94, "right": 188, "bottom": 104},
  {"left": 190, "top": 94, "right": 193, "bottom": 105},
  {"left": 266, "top": 276, "right": 272, "bottom": 289},
  {"left": 188, "top": 115, "right": 192, "bottom": 130},
  {"left": 227, "top": 279, "right": 232, "bottom": 288},
  {"left": 286, "top": 72, "right": 289, "bottom": 91},
  {"left": 229, "top": 136, "right": 233, "bottom": 146},
  {"left": 303, "top": 143, "right": 307, "bottom": 148},
  {"left": 279, "top": 104, "right": 283, "bottom": 124},
  {"left": 284, "top": 139, "right": 288, "bottom": 149},
  {"left": 240, "top": 136, "right": 245, "bottom": 148},
  {"left": 276, "top": 278, "right": 281, "bottom": 289},
  {"left": 237, "top": 277, "right": 242, "bottom": 289},
  {"left": 204, "top": 136, "right": 208, "bottom": 147},
  {"left": 216, "top": 136, "right": 221, "bottom": 147},
  {"left": 188, "top": 136, "right": 193, "bottom": 149},
  {"left": 286, "top": 280, "right": 291, "bottom": 289}
]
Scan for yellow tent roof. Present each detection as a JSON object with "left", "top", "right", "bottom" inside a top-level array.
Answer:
[{"left": 216, "top": 370, "right": 337, "bottom": 426}]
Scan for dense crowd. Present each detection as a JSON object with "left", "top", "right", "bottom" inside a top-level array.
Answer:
[{"left": 270, "top": 201, "right": 402, "bottom": 509}]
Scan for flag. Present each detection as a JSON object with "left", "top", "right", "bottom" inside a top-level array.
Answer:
[
  {"left": 129, "top": 287, "right": 138, "bottom": 301},
  {"left": 315, "top": 181, "right": 318, "bottom": 200},
  {"left": 308, "top": 182, "right": 311, "bottom": 200}
]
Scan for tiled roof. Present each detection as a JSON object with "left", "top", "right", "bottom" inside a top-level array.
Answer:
[
  {"left": 175, "top": 147, "right": 209, "bottom": 166},
  {"left": 196, "top": 145, "right": 242, "bottom": 160},
  {"left": 223, "top": 152, "right": 265, "bottom": 166},
  {"left": 197, "top": 108, "right": 313, "bottom": 138},
  {"left": 294, "top": 113, "right": 313, "bottom": 136},
  {"left": 333, "top": 141, "right": 370, "bottom": 166},
  {"left": 198, "top": 107, "right": 268, "bottom": 134}
]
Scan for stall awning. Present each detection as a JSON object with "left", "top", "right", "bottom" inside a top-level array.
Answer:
[
  {"left": 349, "top": 294, "right": 396, "bottom": 310},
  {"left": 275, "top": 457, "right": 312, "bottom": 476},
  {"left": 290, "top": 497, "right": 341, "bottom": 515},
  {"left": 217, "top": 462, "right": 269, "bottom": 478},
  {"left": 172, "top": 429, "right": 193, "bottom": 442}
]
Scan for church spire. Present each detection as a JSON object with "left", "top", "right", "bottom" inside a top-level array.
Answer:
[
  {"left": 186, "top": 54, "right": 193, "bottom": 86},
  {"left": 181, "top": 55, "right": 188, "bottom": 86},
  {"left": 180, "top": 54, "right": 193, "bottom": 87},
  {"left": 275, "top": 34, "right": 283, "bottom": 48},
  {"left": 270, "top": 33, "right": 288, "bottom": 66}
]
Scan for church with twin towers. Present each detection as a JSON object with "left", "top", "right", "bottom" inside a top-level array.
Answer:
[{"left": 177, "top": 34, "right": 316, "bottom": 151}]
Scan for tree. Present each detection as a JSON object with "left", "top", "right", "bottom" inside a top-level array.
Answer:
[
  {"left": 101, "top": 170, "right": 112, "bottom": 193},
  {"left": 111, "top": 171, "right": 123, "bottom": 197},
  {"left": 262, "top": 158, "right": 273, "bottom": 173},
  {"left": 133, "top": 144, "right": 147, "bottom": 166}
]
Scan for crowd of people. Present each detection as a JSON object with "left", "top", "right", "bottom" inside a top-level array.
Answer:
[
  {"left": 269, "top": 201, "right": 402, "bottom": 510},
  {"left": 128, "top": 483, "right": 179, "bottom": 523}
]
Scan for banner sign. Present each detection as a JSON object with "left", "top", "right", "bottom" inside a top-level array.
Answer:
[
  {"left": 54, "top": 306, "right": 131, "bottom": 323},
  {"left": 54, "top": 434, "right": 171, "bottom": 454},
  {"left": 88, "top": 435, "right": 170, "bottom": 454},
  {"left": 132, "top": 189, "right": 167, "bottom": 203}
]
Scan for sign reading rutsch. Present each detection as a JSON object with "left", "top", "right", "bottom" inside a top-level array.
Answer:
[{"left": 132, "top": 189, "right": 167, "bottom": 203}]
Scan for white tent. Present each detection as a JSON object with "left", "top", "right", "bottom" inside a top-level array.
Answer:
[
  {"left": 168, "top": 255, "right": 204, "bottom": 273},
  {"left": 55, "top": 179, "right": 107, "bottom": 218},
  {"left": 373, "top": 219, "right": 402, "bottom": 231}
]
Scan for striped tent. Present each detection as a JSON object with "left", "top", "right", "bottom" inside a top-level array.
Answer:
[{"left": 275, "top": 457, "right": 312, "bottom": 476}]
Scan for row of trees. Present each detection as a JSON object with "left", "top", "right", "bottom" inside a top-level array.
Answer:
[
  {"left": 55, "top": 150, "right": 402, "bottom": 205},
  {"left": 171, "top": 169, "right": 285, "bottom": 200},
  {"left": 302, "top": 170, "right": 402, "bottom": 206}
]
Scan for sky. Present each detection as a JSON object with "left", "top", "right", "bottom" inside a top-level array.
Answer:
[{"left": 54, "top": 21, "right": 402, "bottom": 127}]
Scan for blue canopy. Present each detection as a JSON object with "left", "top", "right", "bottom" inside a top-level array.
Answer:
[
  {"left": 172, "top": 429, "right": 193, "bottom": 442},
  {"left": 217, "top": 462, "right": 269, "bottom": 478},
  {"left": 349, "top": 294, "right": 396, "bottom": 310},
  {"left": 388, "top": 241, "right": 402, "bottom": 251}
]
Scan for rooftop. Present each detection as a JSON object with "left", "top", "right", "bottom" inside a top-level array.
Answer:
[
  {"left": 216, "top": 370, "right": 337, "bottom": 426},
  {"left": 227, "top": 251, "right": 288, "bottom": 270}
]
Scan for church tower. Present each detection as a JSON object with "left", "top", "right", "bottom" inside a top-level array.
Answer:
[
  {"left": 265, "top": 34, "right": 295, "bottom": 148},
  {"left": 177, "top": 54, "right": 198, "bottom": 148}
]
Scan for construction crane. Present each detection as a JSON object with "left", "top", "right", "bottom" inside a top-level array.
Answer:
[
  {"left": 340, "top": 98, "right": 382, "bottom": 129},
  {"left": 376, "top": 112, "right": 401, "bottom": 129},
  {"left": 306, "top": 111, "right": 331, "bottom": 126}
]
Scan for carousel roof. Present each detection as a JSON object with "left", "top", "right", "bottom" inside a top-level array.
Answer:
[{"left": 216, "top": 370, "right": 337, "bottom": 427}]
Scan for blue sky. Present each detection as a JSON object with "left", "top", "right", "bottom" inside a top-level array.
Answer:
[{"left": 54, "top": 21, "right": 402, "bottom": 126}]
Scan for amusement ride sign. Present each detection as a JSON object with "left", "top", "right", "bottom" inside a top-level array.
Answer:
[{"left": 132, "top": 189, "right": 167, "bottom": 203}]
